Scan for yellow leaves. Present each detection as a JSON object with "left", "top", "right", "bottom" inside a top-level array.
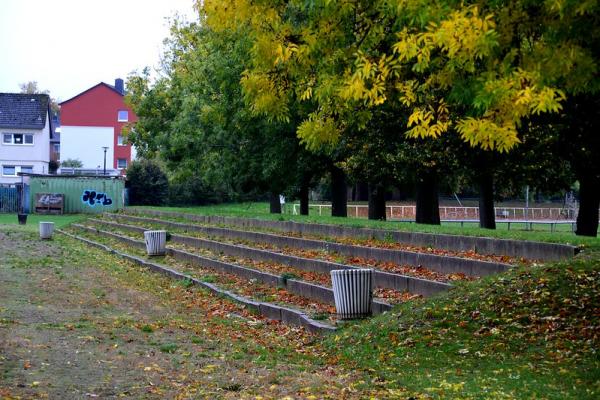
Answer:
[
  {"left": 240, "top": 71, "right": 289, "bottom": 122},
  {"left": 339, "top": 52, "right": 399, "bottom": 106},
  {"left": 274, "top": 42, "right": 299, "bottom": 66},
  {"left": 426, "top": 379, "right": 466, "bottom": 393},
  {"left": 392, "top": 29, "right": 420, "bottom": 62},
  {"left": 300, "top": 87, "right": 313, "bottom": 101},
  {"left": 199, "top": 364, "right": 217, "bottom": 374},
  {"left": 528, "top": 87, "right": 566, "bottom": 114},
  {"left": 297, "top": 112, "right": 340, "bottom": 152},
  {"left": 391, "top": 6, "right": 497, "bottom": 75},
  {"left": 456, "top": 117, "right": 520, "bottom": 152},
  {"left": 396, "top": 80, "right": 417, "bottom": 106},
  {"left": 407, "top": 108, "right": 433, "bottom": 128},
  {"left": 405, "top": 102, "right": 450, "bottom": 140}
]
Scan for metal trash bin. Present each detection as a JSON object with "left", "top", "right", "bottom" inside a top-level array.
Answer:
[
  {"left": 330, "top": 269, "right": 373, "bottom": 319},
  {"left": 144, "top": 230, "right": 167, "bottom": 256},
  {"left": 39, "top": 222, "right": 55, "bottom": 239}
]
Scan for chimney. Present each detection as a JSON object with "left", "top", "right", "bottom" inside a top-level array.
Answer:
[{"left": 114, "top": 78, "right": 124, "bottom": 95}]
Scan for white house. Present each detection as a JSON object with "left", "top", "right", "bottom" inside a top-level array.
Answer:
[{"left": 0, "top": 93, "right": 52, "bottom": 184}]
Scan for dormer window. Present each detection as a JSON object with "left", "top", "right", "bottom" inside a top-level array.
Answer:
[{"left": 117, "top": 110, "right": 128, "bottom": 122}]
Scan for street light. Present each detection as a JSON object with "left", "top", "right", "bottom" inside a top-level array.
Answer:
[{"left": 102, "top": 146, "right": 109, "bottom": 175}]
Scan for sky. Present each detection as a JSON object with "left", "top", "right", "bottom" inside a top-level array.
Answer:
[{"left": 0, "top": 0, "right": 197, "bottom": 101}]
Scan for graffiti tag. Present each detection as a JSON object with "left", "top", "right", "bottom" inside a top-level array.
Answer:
[{"left": 82, "top": 190, "right": 113, "bottom": 206}]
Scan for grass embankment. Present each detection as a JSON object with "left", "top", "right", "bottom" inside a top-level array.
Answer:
[
  {"left": 325, "top": 254, "right": 599, "bottom": 399},
  {"left": 131, "top": 203, "right": 599, "bottom": 248}
]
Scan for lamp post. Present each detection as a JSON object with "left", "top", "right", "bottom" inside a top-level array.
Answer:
[{"left": 102, "top": 146, "right": 108, "bottom": 175}]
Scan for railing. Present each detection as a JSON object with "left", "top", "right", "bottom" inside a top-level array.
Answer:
[{"left": 291, "top": 204, "right": 581, "bottom": 221}]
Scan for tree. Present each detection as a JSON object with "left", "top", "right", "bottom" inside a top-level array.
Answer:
[
  {"left": 126, "top": 160, "right": 169, "bottom": 206},
  {"left": 19, "top": 81, "right": 60, "bottom": 115},
  {"left": 60, "top": 158, "right": 83, "bottom": 168},
  {"left": 126, "top": 18, "right": 320, "bottom": 212},
  {"left": 203, "top": 1, "right": 598, "bottom": 235}
]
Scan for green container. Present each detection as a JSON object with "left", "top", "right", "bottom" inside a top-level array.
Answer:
[{"left": 29, "top": 175, "right": 124, "bottom": 214}]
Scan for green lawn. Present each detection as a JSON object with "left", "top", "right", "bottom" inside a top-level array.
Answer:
[
  {"left": 130, "top": 203, "right": 600, "bottom": 250},
  {"left": 0, "top": 214, "right": 84, "bottom": 230}
]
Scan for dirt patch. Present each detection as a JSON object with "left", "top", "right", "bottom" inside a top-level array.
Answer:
[{"left": 0, "top": 227, "right": 378, "bottom": 399}]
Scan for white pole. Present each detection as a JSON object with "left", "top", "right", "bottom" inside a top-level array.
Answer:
[{"left": 525, "top": 185, "right": 529, "bottom": 219}]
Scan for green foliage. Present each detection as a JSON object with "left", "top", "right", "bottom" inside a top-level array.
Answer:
[
  {"left": 60, "top": 158, "right": 83, "bottom": 168},
  {"left": 126, "top": 19, "right": 321, "bottom": 204},
  {"left": 126, "top": 160, "right": 169, "bottom": 206}
]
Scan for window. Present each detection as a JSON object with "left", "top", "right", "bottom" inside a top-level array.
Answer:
[
  {"left": 117, "top": 110, "right": 128, "bottom": 122},
  {"left": 117, "top": 135, "right": 125, "bottom": 146},
  {"left": 2, "top": 166, "right": 16, "bottom": 176},
  {"left": 117, "top": 158, "right": 127, "bottom": 169},
  {"left": 54, "top": 143, "right": 60, "bottom": 152},
  {"left": 2, "top": 133, "right": 34, "bottom": 145},
  {"left": 2, "top": 165, "right": 33, "bottom": 176}
]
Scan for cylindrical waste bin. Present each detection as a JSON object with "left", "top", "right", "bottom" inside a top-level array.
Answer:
[
  {"left": 17, "top": 213, "right": 27, "bottom": 225},
  {"left": 330, "top": 269, "right": 373, "bottom": 319},
  {"left": 39, "top": 222, "right": 55, "bottom": 239},
  {"left": 144, "top": 230, "right": 167, "bottom": 256}
]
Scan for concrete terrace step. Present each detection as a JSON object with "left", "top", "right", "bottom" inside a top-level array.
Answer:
[
  {"left": 124, "top": 208, "right": 578, "bottom": 261},
  {"left": 107, "top": 213, "right": 510, "bottom": 277},
  {"left": 70, "top": 223, "right": 392, "bottom": 317},
  {"left": 59, "top": 229, "right": 336, "bottom": 334},
  {"left": 90, "top": 218, "right": 451, "bottom": 296}
]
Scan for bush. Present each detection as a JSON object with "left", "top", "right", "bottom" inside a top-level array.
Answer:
[
  {"left": 167, "top": 175, "right": 227, "bottom": 206},
  {"left": 60, "top": 158, "right": 83, "bottom": 168},
  {"left": 126, "top": 160, "right": 168, "bottom": 206}
]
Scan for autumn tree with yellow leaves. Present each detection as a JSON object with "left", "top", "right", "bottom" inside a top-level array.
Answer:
[{"left": 202, "top": 0, "right": 599, "bottom": 235}]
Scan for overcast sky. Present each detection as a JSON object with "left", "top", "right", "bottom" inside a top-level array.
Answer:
[{"left": 0, "top": 0, "right": 197, "bottom": 101}]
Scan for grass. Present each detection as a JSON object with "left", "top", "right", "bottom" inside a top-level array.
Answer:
[
  {"left": 324, "top": 252, "right": 600, "bottom": 399},
  {"left": 0, "top": 214, "right": 84, "bottom": 230},
  {"left": 4, "top": 206, "right": 598, "bottom": 397},
  {"left": 129, "top": 203, "right": 600, "bottom": 250}
]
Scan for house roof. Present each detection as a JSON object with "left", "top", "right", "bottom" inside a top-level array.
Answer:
[
  {"left": 59, "top": 82, "right": 123, "bottom": 106},
  {"left": 0, "top": 93, "right": 50, "bottom": 129}
]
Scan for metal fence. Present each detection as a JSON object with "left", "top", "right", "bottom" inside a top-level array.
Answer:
[
  {"left": 0, "top": 184, "right": 23, "bottom": 213},
  {"left": 291, "top": 203, "right": 582, "bottom": 221}
]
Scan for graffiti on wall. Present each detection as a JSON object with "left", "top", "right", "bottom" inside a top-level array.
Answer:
[{"left": 82, "top": 190, "right": 113, "bottom": 206}]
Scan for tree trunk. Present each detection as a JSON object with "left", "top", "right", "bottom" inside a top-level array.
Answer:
[
  {"left": 269, "top": 192, "right": 281, "bottom": 214},
  {"left": 478, "top": 173, "right": 496, "bottom": 229},
  {"left": 330, "top": 166, "right": 347, "bottom": 217},
  {"left": 576, "top": 174, "right": 600, "bottom": 237},
  {"left": 415, "top": 173, "right": 440, "bottom": 225},
  {"left": 368, "top": 183, "right": 386, "bottom": 220},
  {"left": 299, "top": 181, "right": 309, "bottom": 216}
]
